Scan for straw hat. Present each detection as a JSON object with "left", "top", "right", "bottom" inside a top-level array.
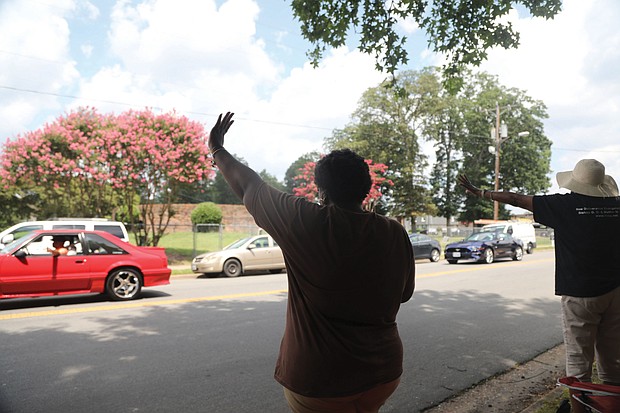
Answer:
[{"left": 556, "top": 159, "right": 619, "bottom": 197}]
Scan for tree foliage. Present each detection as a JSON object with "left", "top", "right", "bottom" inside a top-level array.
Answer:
[
  {"left": 323, "top": 68, "right": 552, "bottom": 225},
  {"left": 325, "top": 68, "right": 440, "bottom": 220},
  {"left": 0, "top": 107, "right": 214, "bottom": 245},
  {"left": 191, "top": 202, "right": 223, "bottom": 227},
  {"left": 259, "top": 169, "right": 287, "bottom": 193},
  {"left": 455, "top": 71, "right": 552, "bottom": 222},
  {"left": 284, "top": 151, "right": 321, "bottom": 193},
  {"left": 291, "top": 0, "right": 562, "bottom": 86},
  {"left": 0, "top": 182, "right": 39, "bottom": 230}
]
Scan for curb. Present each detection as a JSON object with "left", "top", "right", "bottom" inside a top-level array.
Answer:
[
  {"left": 423, "top": 344, "right": 566, "bottom": 413},
  {"left": 519, "top": 387, "right": 565, "bottom": 413}
]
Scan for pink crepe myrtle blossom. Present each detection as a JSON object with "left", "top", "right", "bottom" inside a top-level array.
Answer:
[{"left": 0, "top": 107, "right": 213, "bottom": 245}]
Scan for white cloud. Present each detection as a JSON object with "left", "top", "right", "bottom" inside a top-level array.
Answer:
[
  {"left": 0, "top": 0, "right": 79, "bottom": 136},
  {"left": 397, "top": 16, "right": 420, "bottom": 34},
  {"left": 225, "top": 47, "right": 386, "bottom": 178}
]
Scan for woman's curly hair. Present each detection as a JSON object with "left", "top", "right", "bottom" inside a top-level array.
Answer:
[{"left": 315, "top": 149, "right": 371, "bottom": 204}]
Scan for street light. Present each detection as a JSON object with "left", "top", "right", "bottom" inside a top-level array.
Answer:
[{"left": 492, "top": 103, "right": 529, "bottom": 220}]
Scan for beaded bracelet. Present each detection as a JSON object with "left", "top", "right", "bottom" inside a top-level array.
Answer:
[{"left": 211, "top": 147, "right": 225, "bottom": 156}]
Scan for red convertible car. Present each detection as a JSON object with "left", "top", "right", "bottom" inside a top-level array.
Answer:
[{"left": 0, "top": 229, "right": 171, "bottom": 301}]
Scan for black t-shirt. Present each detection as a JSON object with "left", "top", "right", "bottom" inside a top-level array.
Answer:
[{"left": 533, "top": 193, "right": 620, "bottom": 297}]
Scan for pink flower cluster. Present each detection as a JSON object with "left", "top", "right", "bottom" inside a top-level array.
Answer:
[{"left": 0, "top": 107, "right": 214, "bottom": 194}]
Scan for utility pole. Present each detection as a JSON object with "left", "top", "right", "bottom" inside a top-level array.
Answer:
[
  {"left": 493, "top": 102, "right": 501, "bottom": 220},
  {"left": 491, "top": 103, "right": 529, "bottom": 221}
]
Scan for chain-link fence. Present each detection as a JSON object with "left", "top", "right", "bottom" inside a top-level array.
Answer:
[
  {"left": 125, "top": 222, "right": 262, "bottom": 257},
  {"left": 192, "top": 223, "right": 262, "bottom": 256}
]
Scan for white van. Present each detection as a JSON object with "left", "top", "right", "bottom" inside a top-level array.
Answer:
[
  {"left": 0, "top": 218, "right": 129, "bottom": 248},
  {"left": 480, "top": 222, "right": 537, "bottom": 254}
]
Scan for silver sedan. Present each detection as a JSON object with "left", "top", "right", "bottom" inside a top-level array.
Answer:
[{"left": 191, "top": 234, "right": 285, "bottom": 277}]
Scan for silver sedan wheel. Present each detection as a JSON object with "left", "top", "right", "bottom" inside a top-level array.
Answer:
[{"left": 223, "top": 259, "right": 242, "bottom": 277}]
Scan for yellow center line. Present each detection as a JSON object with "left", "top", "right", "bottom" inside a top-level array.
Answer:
[
  {"left": 0, "top": 289, "right": 288, "bottom": 320},
  {"left": 1, "top": 257, "right": 555, "bottom": 320}
]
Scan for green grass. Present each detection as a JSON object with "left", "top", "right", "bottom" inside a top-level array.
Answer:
[
  {"left": 157, "top": 231, "right": 251, "bottom": 264},
  {"left": 534, "top": 389, "right": 569, "bottom": 413}
]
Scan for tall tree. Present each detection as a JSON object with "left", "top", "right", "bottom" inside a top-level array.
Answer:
[
  {"left": 325, "top": 69, "right": 440, "bottom": 221},
  {"left": 291, "top": 0, "right": 562, "bottom": 86},
  {"left": 427, "top": 90, "right": 469, "bottom": 235},
  {"left": 284, "top": 151, "right": 321, "bottom": 194},
  {"left": 0, "top": 108, "right": 121, "bottom": 218},
  {"left": 323, "top": 68, "right": 552, "bottom": 225},
  {"left": 110, "top": 109, "right": 214, "bottom": 245},
  {"left": 456, "top": 72, "right": 552, "bottom": 223},
  {"left": 259, "top": 169, "right": 287, "bottom": 193}
]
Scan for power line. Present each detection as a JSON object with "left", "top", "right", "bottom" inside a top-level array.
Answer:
[
  {"left": 0, "top": 85, "right": 155, "bottom": 110},
  {"left": 553, "top": 146, "right": 620, "bottom": 153},
  {"left": 0, "top": 84, "right": 335, "bottom": 131}
]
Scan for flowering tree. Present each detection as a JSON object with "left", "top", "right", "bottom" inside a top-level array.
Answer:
[
  {"left": 292, "top": 157, "right": 392, "bottom": 211},
  {"left": 291, "top": 161, "right": 318, "bottom": 202},
  {"left": 0, "top": 108, "right": 118, "bottom": 218},
  {"left": 0, "top": 107, "right": 214, "bottom": 245}
]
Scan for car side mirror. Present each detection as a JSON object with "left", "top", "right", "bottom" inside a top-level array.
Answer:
[
  {"left": 247, "top": 245, "right": 255, "bottom": 250},
  {"left": 2, "top": 234, "right": 14, "bottom": 245},
  {"left": 14, "top": 249, "right": 27, "bottom": 258}
]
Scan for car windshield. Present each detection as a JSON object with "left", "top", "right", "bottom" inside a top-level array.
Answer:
[
  {"left": 466, "top": 232, "right": 496, "bottom": 242},
  {"left": 224, "top": 237, "right": 251, "bottom": 250},
  {"left": 0, "top": 233, "right": 35, "bottom": 254}
]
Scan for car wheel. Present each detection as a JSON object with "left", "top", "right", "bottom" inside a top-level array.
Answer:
[
  {"left": 429, "top": 249, "right": 440, "bottom": 262},
  {"left": 223, "top": 258, "right": 242, "bottom": 277},
  {"left": 447, "top": 259, "right": 458, "bottom": 264},
  {"left": 482, "top": 248, "right": 494, "bottom": 264},
  {"left": 106, "top": 268, "right": 142, "bottom": 301},
  {"left": 526, "top": 243, "right": 534, "bottom": 254},
  {"left": 513, "top": 246, "right": 524, "bottom": 261}
]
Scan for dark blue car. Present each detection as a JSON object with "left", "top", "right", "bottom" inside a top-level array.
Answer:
[
  {"left": 444, "top": 231, "right": 523, "bottom": 264},
  {"left": 409, "top": 233, "right": 442, "bottom": 262}
]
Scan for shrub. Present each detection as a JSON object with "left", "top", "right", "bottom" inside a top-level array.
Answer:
[{"left": 191, "top": 202, "right": 223, "bottom": 232}]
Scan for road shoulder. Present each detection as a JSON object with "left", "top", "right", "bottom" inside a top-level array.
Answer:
[{"left": 422, "top": 344, "right": 566, "bottom": 413}]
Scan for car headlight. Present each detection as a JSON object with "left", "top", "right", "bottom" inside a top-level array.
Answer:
[{"left": 204, "top": 254, "right": 219, "bottom": 263}]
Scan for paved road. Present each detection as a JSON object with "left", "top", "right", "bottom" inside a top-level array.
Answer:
[{"left": 0, "top": 250, "right": 561, "bottom": 412}]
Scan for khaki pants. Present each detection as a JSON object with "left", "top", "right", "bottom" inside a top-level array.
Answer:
[
  {"left": 561, "top": 286, "right": 620, "bottom": 383},
  {"left": 283, "top": 378, "right": 401, "bottom": 413}
]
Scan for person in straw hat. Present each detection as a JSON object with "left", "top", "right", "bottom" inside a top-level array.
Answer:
[{"left": 458, "top": 159, "right": 620, "bottom": 413}]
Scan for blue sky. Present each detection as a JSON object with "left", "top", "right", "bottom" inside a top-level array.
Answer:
[{"left": 1, "top": 0, "right": 619, "bottom": 195}]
